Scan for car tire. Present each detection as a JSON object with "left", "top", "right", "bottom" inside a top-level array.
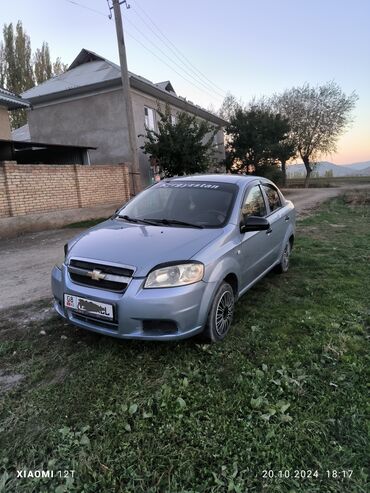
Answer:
[
  {"left": 275, "top": 240, "right": 291, "bottom": 274},
  {"left": 202, "top": 282, "right": 235, "bottom": 342}
]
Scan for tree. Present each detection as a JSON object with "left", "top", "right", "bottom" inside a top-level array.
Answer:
[
  {"left": 226, "top": 106, "right": 294, "bottom": 179},
  {"left": 0, "top": 21, "right": 68, "bottom": 128},
  {"left": 274, "top": 82, "right": 358, "bottom": 187},
  {"left": 218, "top": 92, "right": 243, "bottom": 121},
  {"left": 141, "top": 105, "right": 218, "bottom": 177},
  {"left": 0, "top": 40, "right": 5, "bottom": 87},
  {"left": 34, "top": 42, "right": 52, "bottom": 84},
  {"left": 34, "top": 45, "right": 67, "bottom": 83},
  {"left": 0, "top": 22, "right": 34, "bottom": 128},
  {"left": 218, "top": 93, "right": 243, "bottom": 173},
  {"left": 14, "top": 21, "right": 34, "bottom": 92},
  {"left": 52, "top": 57, "right": 68, "bottom": 76},
  {"left": 274, "top": 139, "right": 297, "bottom": 187},
  {"left": 2, "top": 24, "right": 16, "bottom": 89}
]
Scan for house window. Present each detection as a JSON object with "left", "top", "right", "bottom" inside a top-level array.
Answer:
[
  {"left": 144, "top": 107, "right": 155, "bottom": 130},
  {"left": 170, "top": 114, "right": 177, "bottom": 125}
]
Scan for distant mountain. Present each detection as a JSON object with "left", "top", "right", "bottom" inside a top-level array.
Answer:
[
  {"left": 359, "top": 166, "right": 370, "bottom": 176},
  {"left": 286, "top": 161, "right": 370, "bottom": 177},
  {"left": 346, "top": 161, "right": 370, "bottom": 171}
]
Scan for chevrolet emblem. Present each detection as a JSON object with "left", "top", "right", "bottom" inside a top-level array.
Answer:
[{"left": 87, "top": 269, "right": 106, "bottom": 281}]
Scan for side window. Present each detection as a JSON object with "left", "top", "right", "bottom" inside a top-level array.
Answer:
[
  {"left": 241, "top": 185, "right": 267, "bottom": 217},
  {"left": 144, "top": 107, "right": 155, "bottom": 130},
  {"left": 262, "top": 184, "right": 282, "bottom": 212}
]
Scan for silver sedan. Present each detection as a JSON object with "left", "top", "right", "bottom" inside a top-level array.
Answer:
[{"left": 51, "top": 175, "right": 295, "bottom": 342}]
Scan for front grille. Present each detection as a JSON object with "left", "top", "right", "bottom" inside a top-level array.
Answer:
[
  {"left": 68, "top": 273, "right": 126, "bottom": 291},
  {"left": 68, "top": 258, "right": 134, "bottom": 293},
  {"left": 70, "top": 259, "right": 134, "bottom": 277}
]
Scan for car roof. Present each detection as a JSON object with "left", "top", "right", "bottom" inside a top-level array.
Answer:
[{"left": 170, "top": 174, "right": 262, "bottom": 185}]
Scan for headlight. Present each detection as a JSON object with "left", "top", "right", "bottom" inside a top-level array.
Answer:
[
  {"left": 64, "top": 239, "right": 78, "bottom": 259},
  {"left": 144, "top": 262, "right": 204, "bottom": 288},
  {"left": 55, "top": 243, "right": 69, "bottom": 270}
]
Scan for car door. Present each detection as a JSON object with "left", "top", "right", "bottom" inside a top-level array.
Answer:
[
  {"left": 239, "top": 183, "right": 271, "bottom": 289},
  {"left": 261, "top": 182, "right": 288, "bottom": 265}
]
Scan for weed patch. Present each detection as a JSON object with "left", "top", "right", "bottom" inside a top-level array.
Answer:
[
  {"left": 63, "top": 217, "right": 108, "bottom": 229},
  {"left": 0, "top": 198, "right": 369, "bottom": 492}
]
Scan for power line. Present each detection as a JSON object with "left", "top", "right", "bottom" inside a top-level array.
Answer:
[
  {"left": 128, "top": 3, "right": 226, "bottom": 98},
  {"left": 132, "top": 0, "right": 227, "bottom": 96},
  {"left": 123, "top": 15, "right": 225, "bottom": 99},
  {"left": 125, "top": 28, "right": 224, "bottom": 103},
  {"left": 62, "top": 0, "right": 224, "bottom": 104},
  {"left": 64, "top": 0, "right": 109, "bottom": 17}
]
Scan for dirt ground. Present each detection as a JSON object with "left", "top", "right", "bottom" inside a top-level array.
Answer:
[
  {"left": 1, "top": 185, "right": 369, "bottom": 311},
  {"left": 0, "top": 228, "right": 84, "bottom": 311}
]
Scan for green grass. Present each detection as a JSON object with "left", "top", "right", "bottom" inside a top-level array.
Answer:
[{"left": 1, "top": 197, "right": 369, "bottom": 493}]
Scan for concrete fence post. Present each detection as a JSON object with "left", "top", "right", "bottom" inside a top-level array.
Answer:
[
  {"left": 74, "top": 164, "right": 83, "bottom": 209},
  {"left": 120, "top": 163, "right": 131, "bottom": 200},
  {"left": 0, "top": 164, "right": 11, "bottom": 218},
  {"left": 3, "top": 162, "right": 18, "bottom": 217}
]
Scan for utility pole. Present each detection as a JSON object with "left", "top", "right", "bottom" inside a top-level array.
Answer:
[{"left": 111, "top": 0, "right": 141, "bottom": 195}]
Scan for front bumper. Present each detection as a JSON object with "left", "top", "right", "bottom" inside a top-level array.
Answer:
[{"left": 51, "top": 264, "right": 216, "bottom": 340}]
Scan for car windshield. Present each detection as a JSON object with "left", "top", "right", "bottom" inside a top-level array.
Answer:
[{"left": 117, "top": 180, "right": 238, "bottom": 228}]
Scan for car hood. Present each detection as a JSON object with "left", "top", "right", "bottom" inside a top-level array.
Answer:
[{"left": 67, "top": 219, "right": 223, "bottom": 277}]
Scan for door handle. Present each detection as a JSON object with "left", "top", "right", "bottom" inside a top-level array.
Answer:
[
  {"left": 266, "top": 228, "right": 272, "bottom": 235},
  {"left": 285, "top": 216, "right": 290, "bottom": 222}
]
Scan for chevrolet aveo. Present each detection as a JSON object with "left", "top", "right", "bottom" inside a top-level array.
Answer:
[{"left": 51, "top": 175, "right": 295, "bottom": 342}]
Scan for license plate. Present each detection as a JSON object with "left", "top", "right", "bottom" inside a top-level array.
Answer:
[{"left": 64, "top": 294, "right": 114, "bottom": 320}]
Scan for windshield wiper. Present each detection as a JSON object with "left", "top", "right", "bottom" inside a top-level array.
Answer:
[
  {"left": 144, "top": 218, "right": 204, "bottom": 229},
  {"left": 116, "top": 215, "right": 159, "bottom": 226}
]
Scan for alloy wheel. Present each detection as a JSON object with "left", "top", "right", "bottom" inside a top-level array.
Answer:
[
  {"left": 215, "top": 290, "right": 234, "bottom": 336},
  {"left": 282, "top": 242, "right": 291, "bottom": 271}
]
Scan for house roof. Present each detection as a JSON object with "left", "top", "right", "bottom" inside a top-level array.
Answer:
[
  {"left": 155, "top": 81, "right": 176, "bottom": 95},
  {"left": 11, "top": 123, "right": 31, "bottom": 141},
  {"left": 0, "top": 138, "right": 96, "bottom": 150},
  {"left": 0, "top": 87, "right": 30, "bottom": 110},
  {"left": 22, "top": 49, "right": 227, "bottom": 126}
]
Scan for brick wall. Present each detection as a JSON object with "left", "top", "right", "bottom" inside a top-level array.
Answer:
[
  {"left": 0, "top": 163, "right": 130, "bottom": 218},
  {"left": 75, "top": 165, "right": 130, "bottom": 208}
]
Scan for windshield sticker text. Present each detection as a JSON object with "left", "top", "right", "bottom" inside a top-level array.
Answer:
[{"left": 159, "top": 182, "right": 220, "bottom": 189}]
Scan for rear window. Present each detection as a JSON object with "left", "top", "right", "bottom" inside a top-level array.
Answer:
[
  {"left": 242, "top": 185, "right": 267, "bottom": 217},
  {"left": 262, "top": 184, "right": 282, "bottom": 212}
]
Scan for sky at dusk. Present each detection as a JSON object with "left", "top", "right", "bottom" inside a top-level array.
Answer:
[{"left": 1, "top": 0, "right": 369, "bottom": 164}]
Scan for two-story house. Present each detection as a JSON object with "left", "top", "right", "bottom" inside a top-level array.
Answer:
[{"left": 21, "top": 49, "right": 227, "bottom": 185}]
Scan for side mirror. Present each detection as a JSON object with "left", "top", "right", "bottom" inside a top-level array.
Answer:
[{"left": 240, "top": 215, "right": 270, "bottom": 234}]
